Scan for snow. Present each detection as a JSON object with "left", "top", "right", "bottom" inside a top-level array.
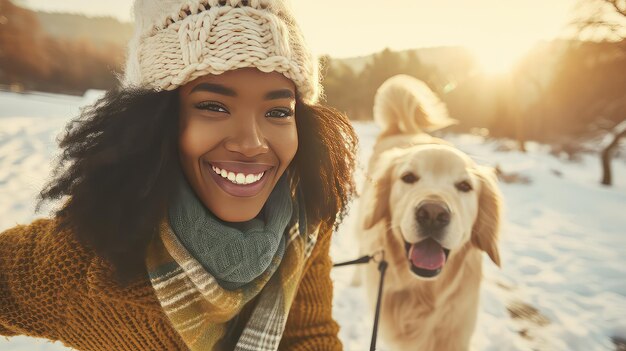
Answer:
[{"left": 1, "top": 91, "right": 625, "bottom": 350}]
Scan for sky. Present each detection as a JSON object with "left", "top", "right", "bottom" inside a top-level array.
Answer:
[{"left": 21, "top": 0, "right": 579, "bottom": 65}]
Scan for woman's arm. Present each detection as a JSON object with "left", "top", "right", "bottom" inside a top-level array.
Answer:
[
  {"left": 279, "top": 226, "right": 343, "bottom": 351},
  {"left": 0, "top": 223, "right": 28, "bottom": 337},
  {"left": 0, "top": 222, "right": 18, "bottom": 335},
  {"left": 0, "top": 219, "right": 72, "bottom": 339}
]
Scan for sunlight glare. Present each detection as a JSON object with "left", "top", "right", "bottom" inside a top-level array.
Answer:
[{"left": 467, "top": 37, "right": 538, "bottom": 76}]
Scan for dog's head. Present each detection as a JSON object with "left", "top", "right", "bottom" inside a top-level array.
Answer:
[{"left": 363, "top": 145, "right": 502, "bottom": 279}]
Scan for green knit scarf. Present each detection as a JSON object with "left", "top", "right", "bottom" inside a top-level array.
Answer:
[{"left": 168, "top": 174, "right": 292, "bottom": 290}]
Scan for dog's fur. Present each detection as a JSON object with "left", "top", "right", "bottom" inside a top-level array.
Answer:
[{"left": 355, "top": 75, "right": 502, "bottom": 351}]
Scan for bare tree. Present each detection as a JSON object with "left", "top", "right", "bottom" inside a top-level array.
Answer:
[
  {"left": 573, "top": 0, "right": 626, "bottom": 185},
  {"left": 574, "top": 0, "right": 626, "bottom": 44},
  {"left": 601, "top": 120, "right": 626, "bottom": 186}
]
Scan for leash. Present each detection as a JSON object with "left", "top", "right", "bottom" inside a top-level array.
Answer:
[{"left": 333, "top": 251, "right": 388, "bottom": 351}]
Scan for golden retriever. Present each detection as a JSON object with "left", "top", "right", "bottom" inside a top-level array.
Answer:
[{"left": 355, "top": 75, "right": 503, "bottom": 351}]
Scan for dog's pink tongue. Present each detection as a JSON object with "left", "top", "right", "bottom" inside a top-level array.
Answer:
[{"left": 409, "top": 239, "right": 446, "bottom": 270}]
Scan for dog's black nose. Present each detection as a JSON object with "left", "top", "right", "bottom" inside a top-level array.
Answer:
[{"left": 416, "top": 201, "right": 450, "bottom": 231}]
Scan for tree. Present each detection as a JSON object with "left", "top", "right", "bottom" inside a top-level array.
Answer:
[
  {"left": 360, "top": 48, "right": 439, "bottom": 119},
  {"left": 0, "top": 0, "right": 51, "bottom": 88},
  {"left": 320, "top": 48, "right": 444, "bottom": 121},
  {"left": 573, "top": 0, "right": 626, "bottom": 185},
  {"left": 574, "top": 0, "right": 626, "bottom": 44},
  {"left": 321, "top": 56, "right": 367, "bottom": 120},
  {"left": 601, "top": 121, "right": 626, "bottom": 185},
  {"left": 0, "top": 0, "right": 124, "bottom": 93}
]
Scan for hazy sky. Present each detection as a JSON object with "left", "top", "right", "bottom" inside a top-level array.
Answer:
[{"left": 22, "top": 0, "right": 578, "bottom": 61}]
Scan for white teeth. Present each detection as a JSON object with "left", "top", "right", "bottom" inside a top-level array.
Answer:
[
  {"left": 211, "top": 165, "right": 265, "bottom": 185},
  {"left": 235, "top": 173, "right": 245, "bottom": 184}
]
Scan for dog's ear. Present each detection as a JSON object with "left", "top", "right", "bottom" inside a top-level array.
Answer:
[
  {"left": 471, "top": 166, "right": 503, "bottom": 267},
  {"left": 362, "top": 152, "right": 398, "bottom": 230}
]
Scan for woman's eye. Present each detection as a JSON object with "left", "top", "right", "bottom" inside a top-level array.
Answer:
[
  {"left": 266, "top": 108, "right": 294, "bottom": 118},
  {"left": 195, "top": 101, "right": 228, "bottom": 113}
]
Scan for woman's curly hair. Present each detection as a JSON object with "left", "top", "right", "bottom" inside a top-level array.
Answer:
[{"left": 39, "top": 87, "right": 357, "bottom": 284}]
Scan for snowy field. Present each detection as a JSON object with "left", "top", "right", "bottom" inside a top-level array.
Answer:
[{"left": 1, "top": 90, "right": 625, "bottom": 350}]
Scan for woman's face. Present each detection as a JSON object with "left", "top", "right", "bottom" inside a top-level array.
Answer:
[{"left": 178, "top": 68, "right": 298, "bottom": 222}]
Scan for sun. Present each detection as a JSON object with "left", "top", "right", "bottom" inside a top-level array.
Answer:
[{"left": 466, "top": 37, "right": 540, "bottom": 76}]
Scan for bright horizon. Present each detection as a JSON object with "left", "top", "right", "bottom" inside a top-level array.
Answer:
[{"left": 22, "top": 0, "right": 578, "bottom": 72}]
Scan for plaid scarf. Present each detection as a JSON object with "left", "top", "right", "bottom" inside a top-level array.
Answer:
[{"left": 146, "top": 213, "right": 318, "bottom": 350}]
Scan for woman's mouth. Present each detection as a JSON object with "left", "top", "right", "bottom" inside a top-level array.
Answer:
[
  {"left": 204, "top": 161, "right": 274, "bottom": 197},
  {"left": 211, "top": 165, "right": 265, "bottom": 185}
]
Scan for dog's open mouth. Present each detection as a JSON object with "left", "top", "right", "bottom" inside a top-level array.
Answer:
[{"left": 404, "top": 238, "right": 451, "bottom": 278}]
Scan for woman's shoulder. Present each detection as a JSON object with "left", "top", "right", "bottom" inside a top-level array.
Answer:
[
  {"left": 0, "top": 217, "right": 96, "bottom": 290},
  {"left": 1, "top": 217, "right": 95, "bottom": 264},
  {"left": 0, "top": 217, "right": 160, "bottom": 307},
  {"left": 0, "top": 219, "right": 164, "bottom": 342}
]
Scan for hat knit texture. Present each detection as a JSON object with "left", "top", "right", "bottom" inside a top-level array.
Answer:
[{"left": 123, "top": 0, "right": 320, "bottom": 103}]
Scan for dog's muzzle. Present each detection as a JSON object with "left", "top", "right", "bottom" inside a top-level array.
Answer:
[{"left": 404, "top": 200, "right": 452, "bottom": 278}]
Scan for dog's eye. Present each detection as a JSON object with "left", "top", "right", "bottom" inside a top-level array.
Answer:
[
  {"left": 455, "top": 181, "right": 473, "bottom": 192},
  {"left": 401, "top": 172, "right": 419, "bottom": 184}
]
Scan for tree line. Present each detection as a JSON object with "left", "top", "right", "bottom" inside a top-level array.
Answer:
[
  {"left": 0, "top": 0, "right": 123, "bottom": 94},
  {"left": 1, "top": 0, "right": 625, "bottom": 151}
]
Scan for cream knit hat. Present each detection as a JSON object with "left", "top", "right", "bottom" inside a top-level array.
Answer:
[{"left": 122, "top": 0, "right": 320, "bottom": 103}]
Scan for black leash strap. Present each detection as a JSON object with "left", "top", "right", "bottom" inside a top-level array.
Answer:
[
  {"left": 332, "top": 254, "right": 372, "bottom": 267},
  {"left": 333, "top": 252, "right": 387, "bottom": 351},
  {"left": 370, "top": 260, "right": 387, "bottom": 351}
]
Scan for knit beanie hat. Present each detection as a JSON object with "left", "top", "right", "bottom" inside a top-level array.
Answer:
[{"left": 122, "top": 0, "right": 320, "bottom": 103}]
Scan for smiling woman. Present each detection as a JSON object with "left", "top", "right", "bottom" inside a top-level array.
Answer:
[
  {"left": 177, "top": 69, "right": 299, "bottom": 222},
  {"left": 0, "top": 0, "right": 357, "bottom": 350}
]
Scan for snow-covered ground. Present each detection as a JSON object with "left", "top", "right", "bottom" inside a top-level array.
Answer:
[{"left": 1, "top": 91, "right": 625, "bottom": 351}]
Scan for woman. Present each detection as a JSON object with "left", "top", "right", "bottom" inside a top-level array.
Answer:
[{"left": 0, "top": 0, "right": 357, "bottom": 350}]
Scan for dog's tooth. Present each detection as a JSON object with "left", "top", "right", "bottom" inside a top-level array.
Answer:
[{"left": 220, "top": 169, "right": 227, "bottom": 178}]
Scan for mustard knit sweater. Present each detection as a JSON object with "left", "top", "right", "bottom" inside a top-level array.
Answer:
[{"left": 0, "top": 218, "right": 342, "bottom": 350}]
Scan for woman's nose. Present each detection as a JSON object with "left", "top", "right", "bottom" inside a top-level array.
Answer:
[{"left": 223, "top": 117, "right": 269, "bottom": 157}]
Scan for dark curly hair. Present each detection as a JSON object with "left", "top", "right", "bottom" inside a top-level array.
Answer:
[{"left": 38, "top": 87, "right": 357, "bottom": 284}]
